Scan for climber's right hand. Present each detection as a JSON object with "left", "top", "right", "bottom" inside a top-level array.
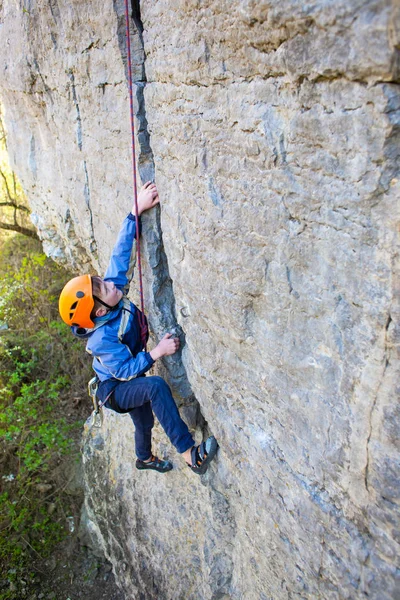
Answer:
[{"left": 150, "top": 333, "right": 180, "bottom": 360}]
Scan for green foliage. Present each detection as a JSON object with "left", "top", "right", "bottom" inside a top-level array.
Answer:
[{"left": 0, "top": 234, "right": 92, "bottom": 587}]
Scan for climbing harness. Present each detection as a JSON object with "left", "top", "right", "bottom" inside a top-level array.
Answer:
[{"left": 124, "top": 0, "right": 148, "bottom": 351}]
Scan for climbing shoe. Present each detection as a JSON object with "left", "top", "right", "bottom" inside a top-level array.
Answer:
[
  {"left": 135, "top": 455, "right": 173, "bottom": 473},
  {"left": 187, "top": 436, "right": 218, "bottom": 475}
]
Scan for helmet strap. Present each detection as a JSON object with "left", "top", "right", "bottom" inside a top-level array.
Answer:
[{"left": 93, "top": 295, "right": 120, "bottom": 312}]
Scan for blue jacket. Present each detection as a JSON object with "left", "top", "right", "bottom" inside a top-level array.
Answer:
[{"left": 73, "top": 213, "right": 154, "bottom": 383}]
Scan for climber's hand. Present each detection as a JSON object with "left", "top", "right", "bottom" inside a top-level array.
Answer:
[
  {"left": 150, "top": 333, "right": 180, "bottom": 360},
  {"left": 135, "top": 181, "right": 159, "bottom": 216}
]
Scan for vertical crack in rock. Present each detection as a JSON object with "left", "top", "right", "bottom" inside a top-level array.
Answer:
[
  {"left": 83, "top": 160, "right": 97, "bottom": 254},
  {"left": 113, "top": 0, "right": 201, "bottom": 423},
  {"left": 48, "top": 0, "right": 61, "bottom": 24},
  {"left": 371, "top": 85, "right": 400, "bottom": 205},
  {"left": 364, "top": 312, "right": 392, "bottom": 492},
  {"left": 31, "top": 57, "right": 54, "bottom": 101},
  {"left": 67, "top": 69, "right": 97, "bottom": 256},
  {"left": 364, "top": 86, "right": 398, "bottom": 493},
  {"left": 68, "top": 71, "right": 83, "bottom": 150}
]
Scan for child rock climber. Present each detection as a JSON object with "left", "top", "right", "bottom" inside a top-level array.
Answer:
[{"left": 59, "top": 181, "right": 218, "bottom": 474}]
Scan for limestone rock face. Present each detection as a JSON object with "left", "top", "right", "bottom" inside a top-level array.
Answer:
[{"left": 1, "top": 1, "right": 399, "bottom": 599}]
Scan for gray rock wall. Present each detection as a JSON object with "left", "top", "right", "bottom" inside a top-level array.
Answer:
[{"left": 0, "top": 1, "right": 399, "bottom": 599}]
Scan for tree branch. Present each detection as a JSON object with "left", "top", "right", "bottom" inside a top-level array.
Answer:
[
  {"left": 12, "top": 170, "right": 17, "bottom": 197},
  {"left": 0, "top": 114, "right": 7, "bottom": 147},
  {"left": 0, "top": 167, "right": 14, "bottom": 203},
  {"left": 0, "top": 221, "right": 39, "bottom": 239},
  {"left": 0, "top": 201, "right": 30, "bottom": 212}
]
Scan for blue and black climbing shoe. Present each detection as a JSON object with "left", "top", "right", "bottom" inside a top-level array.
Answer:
[
  {"left": 135, "top": 455, "right": 173, "bottom": 473},
  {"left": 188, "top": 436, "right": 218, "bottom": 475}
]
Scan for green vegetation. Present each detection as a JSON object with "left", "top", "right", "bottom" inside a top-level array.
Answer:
[
  {"left": 0, "top": 105, "right": 92, "bottom": 597},
  {"left": 0, "top": 234, "right": 92, "bottom": 596}
]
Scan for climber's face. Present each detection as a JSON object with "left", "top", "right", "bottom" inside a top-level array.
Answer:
[{"left": 96, "top": 279, "right": 123, "bottom": 308}]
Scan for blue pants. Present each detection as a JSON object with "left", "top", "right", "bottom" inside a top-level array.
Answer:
[{"left": 105, "top": 376, "right": 194, "bottom": 461}]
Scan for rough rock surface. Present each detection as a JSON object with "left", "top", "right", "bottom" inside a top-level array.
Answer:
[{"left": 0, "top": 1, "right": 399, "bottom": 599}]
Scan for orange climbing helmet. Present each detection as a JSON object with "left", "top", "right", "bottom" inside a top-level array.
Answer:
[{"left": 59, "top": 275, "right": 95, "bottom": 329}]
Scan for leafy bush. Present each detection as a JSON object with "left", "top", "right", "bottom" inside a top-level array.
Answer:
[{"left": 0, "top": 234, "right": 92, "bottom": 590}]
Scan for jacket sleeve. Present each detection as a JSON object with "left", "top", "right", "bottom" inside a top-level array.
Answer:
[
  {"left": 88, "top": 328, "right": 154, "bottom": 381},
  {"left": 103, "top": 213, "right": 141, "bottom": 294}
]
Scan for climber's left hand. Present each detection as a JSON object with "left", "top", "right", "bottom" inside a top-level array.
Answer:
[{"left": 135, "top": 181, "right": 159, "bottom": 216}]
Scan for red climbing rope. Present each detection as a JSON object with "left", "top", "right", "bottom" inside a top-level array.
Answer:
[{"left": 124, "top": 0, "right": 148, "bottom": 350}]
